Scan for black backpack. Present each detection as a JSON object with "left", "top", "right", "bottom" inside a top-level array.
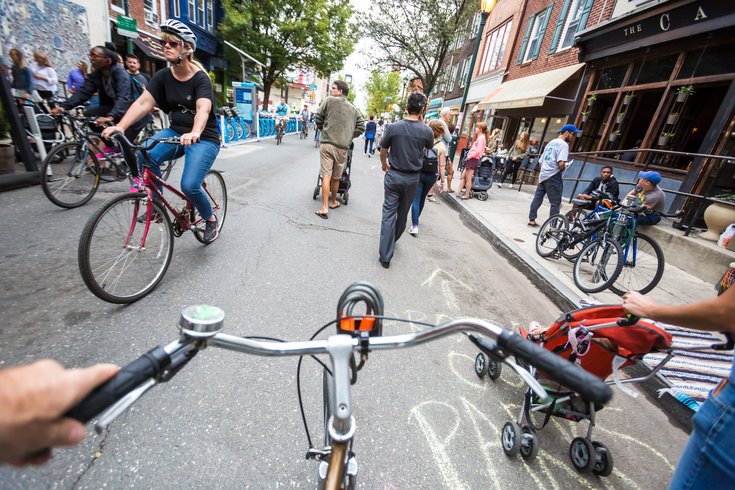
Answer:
[{"left": 422, "top": 146, "right": 439, "bottom": 173}]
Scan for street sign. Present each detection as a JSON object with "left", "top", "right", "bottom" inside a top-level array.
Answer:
[{"left": 117, "top": 15, "right": 138, "bottom": 39}]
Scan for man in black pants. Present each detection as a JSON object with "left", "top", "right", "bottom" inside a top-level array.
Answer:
[{"left": 378, "top": 92, "right": 434, "bottom": 268}]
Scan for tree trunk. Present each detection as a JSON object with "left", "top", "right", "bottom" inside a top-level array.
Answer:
[{"left": 262, "top": 81, "right": 272, "bottom": 110}]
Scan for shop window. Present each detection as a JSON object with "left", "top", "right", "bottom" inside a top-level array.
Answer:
[
  {"left": 111, "top": 0, "right": 124, "bottom": 13},
  {"left": 198, "top": 0, "right": 205, "bottom": 27},
  {"left": 629, "top": 54, "right": 678, "bottom": 85},
  {"left": 207, "top": 0, "right": 214, "bottom": 31},
  {"left": 544, "top": 117, "right": 567, "bottom": 145},
  {"left": 519, "top": 6, "right": 552, "bottom": 64},
  {"left": 479, "top": 20, "right": 512, "bottom": 74},
  {"left": 594, "top": 65, "right": 626, "bottom": 90},
  {"left": 529, "top": 117, "right": 548, "bottom": 145},
  {"left": 677, "top": 44, "right": 735, "bottom": 80}
]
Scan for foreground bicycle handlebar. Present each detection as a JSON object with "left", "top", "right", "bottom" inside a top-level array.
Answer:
[{"left": 67, "top": 306, "right": 612, "bottom": 427}]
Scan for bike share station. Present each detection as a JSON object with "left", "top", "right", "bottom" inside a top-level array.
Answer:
[{"left": 218, "top": 82, "right": 301, "bottom": 147}]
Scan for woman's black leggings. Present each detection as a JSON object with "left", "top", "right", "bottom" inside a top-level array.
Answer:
[{"left": 500, "top": 158, "right": 522, "bottom": 185}]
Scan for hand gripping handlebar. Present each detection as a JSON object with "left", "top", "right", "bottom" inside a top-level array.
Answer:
[{"left": 65, "top": 308, "right": 613, "bottom": 432}]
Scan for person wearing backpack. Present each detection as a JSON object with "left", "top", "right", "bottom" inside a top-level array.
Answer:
[
  {"left": 52, "top": 46, "right": 152, "bottom": 144},
  {"left": 378, "top": 92, "right": 434, "bottom": 268},
  {"left": 409, "top": 119, "right": 446, "bottom": 236},
  {"left": 125, "top": 54, "right": 150, "bottom": 98}
]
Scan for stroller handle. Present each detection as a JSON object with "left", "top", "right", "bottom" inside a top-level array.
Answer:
[{"left": 497, "top": 330, "right": 613, "bottom": 404}]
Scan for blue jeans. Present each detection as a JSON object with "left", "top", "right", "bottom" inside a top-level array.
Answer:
[
  {"left": 137, "top": 128, "right": 220, "bottom": 220},
  {"left": 529, "top": 172, "right": 563, "bottom": 221},
  {"left": 637, "top": 214, "right": 661, "bottom": 225},
  {"left": 411, "top": 171, "right": 438, "bottom": 227},
  {"left": 669, "top": 377, "right": 735, "bottom": 489},
  {"left": 364, "top": 137, "right": 374, "bottom": 154}
]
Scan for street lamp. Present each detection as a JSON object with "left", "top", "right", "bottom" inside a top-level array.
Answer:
[
  {"left": 449, "top": 0, "right": 497, "bottom": 162},
  {"left": 398, "top": 76, "right": 409, "bottom": 120}
]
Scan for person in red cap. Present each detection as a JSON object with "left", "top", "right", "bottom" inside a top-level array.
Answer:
[
  {"left": 625, "top": 170, "right": 666, "bottom": 225},
  {"left": 527, "top": 124, "right": 581, "bottom": 227}
]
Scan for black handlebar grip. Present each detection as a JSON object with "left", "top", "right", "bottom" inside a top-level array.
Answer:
[
  {"left": 65, "top": 347, "right": 171, "bottom": 423},
  {"left": 617, "top": 314, "right": 640, "bottom": 327},
  {"left": 497, "top": 330, "right": 613, "bottom": 404}
]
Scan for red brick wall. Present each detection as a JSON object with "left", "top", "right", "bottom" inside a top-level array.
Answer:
[
  {"left": 109, "top": 0, "right": 160, "bottom": 36},
  {"left": 505, "top": 0, "right": 615, "bottom": 81}
]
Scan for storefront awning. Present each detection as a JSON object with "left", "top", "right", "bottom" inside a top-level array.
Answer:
[
  {"left": 476, "top": 63, "right": 585, "bottom": 110},
  {"left": 133, "top": 30, "right": 166, "bottom": 61}
]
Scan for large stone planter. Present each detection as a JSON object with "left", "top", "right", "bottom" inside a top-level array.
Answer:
[
  {"left": 0, "top": 144, "right": 15, "bottom": 175},
  {"left": 701, "top": 202, "right": 735, "bottom": 241}
]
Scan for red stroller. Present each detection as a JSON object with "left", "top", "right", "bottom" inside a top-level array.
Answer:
[{"left": 473, "top": 305, "right": 673, "bottom": 476}]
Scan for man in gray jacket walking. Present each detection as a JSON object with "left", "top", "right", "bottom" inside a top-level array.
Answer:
[{"left": 314, "top": 80, "right": 365, "bottom": 219}]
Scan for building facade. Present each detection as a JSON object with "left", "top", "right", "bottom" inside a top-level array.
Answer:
[{"left": 575, "top": 0, "right": 735, "bottom": 205}]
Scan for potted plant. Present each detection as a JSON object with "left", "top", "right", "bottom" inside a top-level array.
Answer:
[
  {"left": 581, "top": 110, "right": 590, "bottom": 123},
  {"left": 587, "top": 94, "right": 598, "bottom": 104},
  {"left": 666, "top": 112, "right": 679, "bottom": 125},
  {"left": 623, "top": 92, "right": 636, "bottom": 105},
  {"left": 616, "top": 111, "right": 626, "bottom": 124},
  {"left": 658, "top": 131, "right": 675, "bottom": 146},
  {"left": 701, "top": 193, "right": 735, "bottom": 242},
  {"left": 0, "top": 103, "right": 14, "bottom": 175},
  {"left": 676, "top": 85, "right": 695, "bottom": 103},
  {"left": 609, "top": 130, "right": 621, "bottom": 142}
]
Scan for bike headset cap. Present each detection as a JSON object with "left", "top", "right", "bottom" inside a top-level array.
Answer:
[{"left": 159, "top": 19, "right": 197, "bottom": 65}]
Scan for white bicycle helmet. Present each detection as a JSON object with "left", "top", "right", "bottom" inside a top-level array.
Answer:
[{"left": 160, "top": 19, "right": 197, "bottom": 51}]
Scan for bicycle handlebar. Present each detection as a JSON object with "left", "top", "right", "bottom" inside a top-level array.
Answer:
[
  {"left": 65, "top": 312, "right": 613, "bottom": 431},
  {"left": 110, "top": 131, "right": 180, "bottom": 152}
]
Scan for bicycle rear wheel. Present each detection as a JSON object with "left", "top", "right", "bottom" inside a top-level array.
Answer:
[
  {"left": 78, "top": 193, "right": 174, "bottom": 303},
  {"left": 573, "top": 236, "right": 624, "bottom": 294},
  {"left": 243, "top": 122, "right": 252, "bottom": 140},
  {"left": 610, "top": 232, "right": 665, "bottom": 295},
  {"left": 40, "top": 141, "right": 100, "bottom": 208},
  {"left": 535, "top": 214, "right": 568, "bottom": 258},
  {"left": 192, "top": 170, "right": 228, "bottom": 244}
]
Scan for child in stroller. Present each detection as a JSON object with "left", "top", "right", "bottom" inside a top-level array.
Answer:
[
  {"left": 473, "top": 304, "right": 680, "bottom": 476},
  {"left": 467, "top": 153, "right": 494, "bottom": 201}
]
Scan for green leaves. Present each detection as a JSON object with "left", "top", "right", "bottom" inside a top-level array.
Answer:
[
  {"left": 364, "top": 71, "right": 401, "bottom": 116},
  {"left": 221, "top": 0, "right": 356, "bottom": 108}
]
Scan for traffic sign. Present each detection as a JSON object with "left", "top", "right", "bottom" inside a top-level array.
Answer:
[{"left": 117, "top": 15, "right": 138, "bottom": 38}]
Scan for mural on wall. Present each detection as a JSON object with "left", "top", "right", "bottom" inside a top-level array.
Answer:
[{"left": 1, "top": 0, "right": 91, "bottom": 91}]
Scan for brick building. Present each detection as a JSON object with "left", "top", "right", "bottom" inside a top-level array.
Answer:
[
  {"left": 471, "top": 0, "right": 615, "bottom": 153},
  {"left": 108, "top": 0, "right": 168, "bottom": 76}
]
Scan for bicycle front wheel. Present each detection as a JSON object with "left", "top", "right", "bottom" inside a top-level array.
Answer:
[
  {"left": 610, "top": 232, "right": 665, "bottom": 295},
  {"left": 78, "top": 193, "right": 174, "bottom": 303},
  {"left": 535, "top": 214, "right": 568, "bottom": 258},
  {"left": 41, "top": 142, "right": 100, "bottom": 208},
  {"left": 573, "top": 236, "right": 624, "bottom": 294},
  {"left": 192, "top": 170, "right": 228, "bottom": 244}
]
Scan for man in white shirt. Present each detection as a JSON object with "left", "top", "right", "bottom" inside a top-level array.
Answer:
[{"left": 528, "top": 124, "right": 581, "bottom": 227}]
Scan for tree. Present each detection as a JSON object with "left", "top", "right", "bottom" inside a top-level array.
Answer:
[
  {"left": 221, "top": 0, "right": 356, "bottom": 109},
  {"left": 364, "top": 70, "right": 401, "bottom": 116},
  {"left": 360, "top": 0, "right": 476, "bottom": 96}
]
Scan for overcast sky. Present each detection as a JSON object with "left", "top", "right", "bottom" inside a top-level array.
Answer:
[{"left": 342, "top": 0, "right": 373, "bottom": 109}]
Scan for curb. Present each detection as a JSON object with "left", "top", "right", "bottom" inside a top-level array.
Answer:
[{"left": 440, "top": 192, "right": 694, "bottom": 432}]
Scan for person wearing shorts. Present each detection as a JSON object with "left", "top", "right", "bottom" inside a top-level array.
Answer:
[{"left": 313, "top": 80, "right": 365, "bottom": 219}]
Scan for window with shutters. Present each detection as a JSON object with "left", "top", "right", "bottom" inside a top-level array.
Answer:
[
  {"left": 559, "top": 0, "right": 585, "bottom": 50},
  {"left": 173, "top": 0, "right": 180, "bottom": 18},
  {"left": 479, "top": 20, "right": 512, "bottom": 74},
  {"left": 188, "top": 0, "right": 195, "bottom": 22},
  {"left": 198, "top": 0, "right": 205, "bottom": 27},
  {"left": 459, "top": 58, "right": 470, "bottom": 88},
  {"left": 451, "top": 63, "right": 459, "bottom": 91},
  {"left": 523, "top": 9, "right": 549, "bottom": 63},
  {"left": 206, "top": 0, "right": 214, "bottom": 31}
]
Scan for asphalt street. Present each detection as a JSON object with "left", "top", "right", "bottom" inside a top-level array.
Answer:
[{"left": 0, "top": 134, "right": 688, "bottom": 489}]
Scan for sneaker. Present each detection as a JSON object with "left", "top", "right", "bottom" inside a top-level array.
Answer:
[
  {"left": 408, "top": 225, "right": 418, "bottom": 236},
  {"left": 497, "top": 183, "right": 502, "bottom": 188},
  {"left": 426, "top": 195, "right": 437, "bottom": 203},
  {"left": 506, "top": 184, "right": 513, "bottom": 188},
  {"left": 137, "top": 209, "right": 162, "bottom": 223},
  {"left": 203, "top": 215, "right": 219, "bottom": 243}
]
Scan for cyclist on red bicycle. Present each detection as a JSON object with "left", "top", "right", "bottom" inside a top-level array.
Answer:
[{"left": 101, "top": 20, "right": 221, "bottom": 243}]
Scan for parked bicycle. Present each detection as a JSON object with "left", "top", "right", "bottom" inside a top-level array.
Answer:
[
  {"left": 40, "top": 110, "right": 176, "bottom": 209},
  {"left": 65, "top": 283, "right": 611, "bottom": 489},
  {"left": 77, "top": 133, "right": 226, "bottom": 304}
]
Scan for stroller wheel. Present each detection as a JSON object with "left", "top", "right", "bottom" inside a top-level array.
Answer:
[
  {"left": 478, "top": 192, "right": 488, "bottom": 201},
  {"left": 519, "top": 426, "right": 539, "bottom": 462},
  {"left": 474, "top": 352, "right": 488, "bottom": 378},
  {"left": 343, "top": 191, "right": 349, "bottom": 205},
  {"left": 569, "top": 437, "right": 596, "bottom": 473},
  {"left": 313, "top": 186, "right": 319, "bottom": 200},
  {"left": 501, "top": 421, "right": 521, "bottom": 457},
  {"left": 487, "top": 358, "right": 502, "bottom": 380},
  {"left": 592, "top": 441, "right": 614, "bottom": 477}
]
